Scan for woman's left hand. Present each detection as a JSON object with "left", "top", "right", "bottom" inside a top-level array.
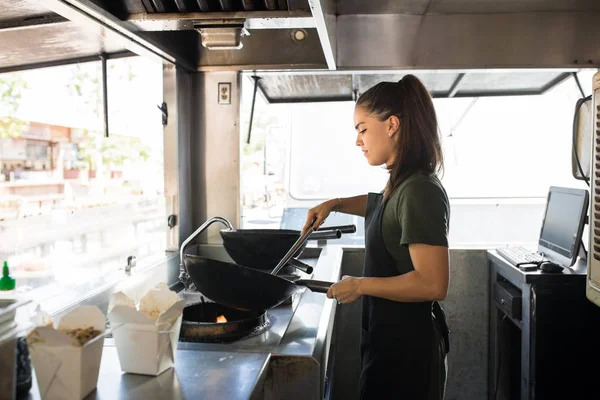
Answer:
[{"left": 327, "top": 275, "right": 362, "bottom": 304}]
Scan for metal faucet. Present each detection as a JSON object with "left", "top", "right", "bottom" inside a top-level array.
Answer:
[
  {"left": 125, "top": 255, "right": 136, "bottom": 275},
  {"left": 179, "top": 216, "right": 234, "bottom": 290}
]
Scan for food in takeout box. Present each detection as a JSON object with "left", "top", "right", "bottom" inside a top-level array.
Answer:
[
  {"left": 63, "top": 327, "right": 102, "bottom": 346},
  {"left": 26, "top": 306, "right": 107, "bottom": 400},
  {"left": 107, "top": 282, "right": 185, "bottom": 376}
]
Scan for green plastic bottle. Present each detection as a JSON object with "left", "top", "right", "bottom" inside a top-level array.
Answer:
[{"left": 0, "top": 261, "right": 16, "bottom": 292}]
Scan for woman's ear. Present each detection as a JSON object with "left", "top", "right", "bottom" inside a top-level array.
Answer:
[{"left": 388, "top": 115, "right": 400, "bottom": 137}]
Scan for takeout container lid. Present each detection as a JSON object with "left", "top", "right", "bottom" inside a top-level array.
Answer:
[
  {"left": 107, "top": 287, "right": 185, "bottom": 376},
  {"left": 28, "top": 306, "right": 107, "bottom": 400}
]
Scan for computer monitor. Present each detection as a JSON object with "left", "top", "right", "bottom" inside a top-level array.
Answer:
[{"left": 537, "top": 186, "right": 589, "bottom": 267}]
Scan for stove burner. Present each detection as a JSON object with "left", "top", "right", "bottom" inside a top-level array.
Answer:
[{"left": 179, "top": 302, "right": 269, "bottom": 343}]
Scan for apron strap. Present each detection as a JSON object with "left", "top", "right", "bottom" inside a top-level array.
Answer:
[{"left": 432, "top": 301, "right": 450, "bottom": 354}]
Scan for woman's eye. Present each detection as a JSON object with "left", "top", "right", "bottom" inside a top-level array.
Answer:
[{"left": 360, "top": 129, "right": 366, "bottom": 134}]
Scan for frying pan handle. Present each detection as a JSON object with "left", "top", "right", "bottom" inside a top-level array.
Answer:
[
  {"left": 287, "top": 258, "right": 314, "bottom": 274},
  {"left": 318, "top": 224, "right": 357, "bottom": 234},
  {"left": 296, "top": 279, "right": 333, "bottom": 293},
  {"left": 308, "top": 230, "right": 341, "bottom": 240}
]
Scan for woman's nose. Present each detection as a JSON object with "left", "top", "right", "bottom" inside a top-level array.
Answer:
[{"left": 355, "top": 133, "right": 362, "bottom": 146}]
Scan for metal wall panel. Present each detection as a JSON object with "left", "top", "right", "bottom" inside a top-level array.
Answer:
[
  {"left": 191, "top": 71, "right": 241, "bottom": 243},
  {"left": 337, "top": 0, "right": 600, "bottom": 15},
  {"left": 337, "top": 13, "right": 600, "bottom": 69}
]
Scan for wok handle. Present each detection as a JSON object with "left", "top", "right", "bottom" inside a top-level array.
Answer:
[
  {"left": 287, "top": 259, "right": 314, "bottom": 274},
  {"left": 271, "top": 226, "right": 315, "bottom": 275},
  {"left": 308, "top": 230, "right": 341, "bottom": 240},
  {"left": 318, "top": 224, "right": 357, "bottom": 234},
  {"left": 296, "top": 279, "right": 333, "bottom": 293}
]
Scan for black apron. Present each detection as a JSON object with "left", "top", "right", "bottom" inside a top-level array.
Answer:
[{"left": 360, "top": 192, "right": 448, "bottom": 399}]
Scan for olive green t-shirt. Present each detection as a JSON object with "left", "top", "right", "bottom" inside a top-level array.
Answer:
[{"left": 381, "top": 172, "right": 450, "bottom": 274}]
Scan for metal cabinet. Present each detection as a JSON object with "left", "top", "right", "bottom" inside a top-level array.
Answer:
[{"left": 488, "top": 251, "right": 600, "bottom": 400}]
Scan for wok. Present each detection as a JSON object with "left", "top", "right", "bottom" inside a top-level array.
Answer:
[
  {"left": 183, "top": 255, "right": 334, "bottom": 311},
  {"left": 220, "top": 224, "right": 356, "bottom": 271}
]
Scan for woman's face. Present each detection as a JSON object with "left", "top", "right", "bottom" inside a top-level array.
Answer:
[{"left": 353, "top": 105, "right": 399, "bottom": 167}]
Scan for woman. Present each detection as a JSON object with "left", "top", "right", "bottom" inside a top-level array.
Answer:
[{"left": 302, "top": 75, "right": 450, "bottom": 399}]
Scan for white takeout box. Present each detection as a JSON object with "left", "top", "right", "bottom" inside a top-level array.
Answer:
[
  {"left": 107, "top": 285, "right": 185, "bottom": 376},
  {"left": 27, "top": 306, "right": 107, "bottom": 400}
]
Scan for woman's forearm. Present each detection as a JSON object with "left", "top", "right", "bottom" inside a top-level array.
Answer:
[
  {"left": 331, "top": 195, "right": 368, "bottom": 217},
  {"left": 358, "top": 271, "right": 447, "bottom": 302}
]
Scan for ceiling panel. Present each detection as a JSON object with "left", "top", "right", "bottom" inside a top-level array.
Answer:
[
  {"left": 257, "top": 75, "right": 354, "bottom": 102},
  {"left": 456, "top": 70, "right": 571, "bottom": 95},
  {"left": 0, "top": 21, "right": 129, "bottom": 72},
  {"left": 337, "top": 0, "right": 600, "bottom": 15},
  {"left": 356, "top": 73, "right": 461, "bottom": 96},
  {"left": 0, "top": 0, "right": 54, "bottom": 21}
]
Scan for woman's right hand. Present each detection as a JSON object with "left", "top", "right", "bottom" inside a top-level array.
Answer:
[{"left": 302, "top": 199, "right": 338, "bottom": 234}]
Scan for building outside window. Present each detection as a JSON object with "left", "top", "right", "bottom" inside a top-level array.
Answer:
[{"left": 0, "top": 57, "right": 167, "bottom": 313}]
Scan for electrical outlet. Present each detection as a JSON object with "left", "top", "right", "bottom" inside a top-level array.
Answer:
[{"left": 218, "top": 82, "right": 231, "bottom": 104}]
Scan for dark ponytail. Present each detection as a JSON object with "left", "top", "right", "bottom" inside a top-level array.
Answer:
[{"left": 356, "top": 74, "right": 443, "bottom": 200}]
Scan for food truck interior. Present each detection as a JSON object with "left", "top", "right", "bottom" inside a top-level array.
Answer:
[{"left": 2, "top": 1, "right": 600, "bottom": 399}]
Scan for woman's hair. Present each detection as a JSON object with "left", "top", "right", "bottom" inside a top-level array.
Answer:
[{"left": 356, "top": 74, "right": 443, "bottom": 200}]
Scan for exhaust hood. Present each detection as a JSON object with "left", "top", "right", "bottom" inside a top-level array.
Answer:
[{"left": 2, "top": 0, "right": 600, "bottom": 85}]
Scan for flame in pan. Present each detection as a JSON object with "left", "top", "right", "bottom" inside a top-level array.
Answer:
[{"left": 216, "top": 315, "right": 227, "bottom": 323}]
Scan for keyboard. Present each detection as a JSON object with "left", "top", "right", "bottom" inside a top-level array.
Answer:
[{"left": 496, "top": 246, "right": 544, "bottom": 266}]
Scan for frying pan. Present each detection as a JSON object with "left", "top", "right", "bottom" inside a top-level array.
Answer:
[
  {"left": 220, "top": 224, "right": 356, "bottom": 271},
  {"left": 184, "top": 254, "right": 333, "bottom": 311}
]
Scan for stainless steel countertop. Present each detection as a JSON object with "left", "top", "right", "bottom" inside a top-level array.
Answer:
[
  {"left": 24, "top": 245, "right": 344, "bottom": 400},
  {"left": 26, "top": 346, "right": 270, "bottom": 400}
]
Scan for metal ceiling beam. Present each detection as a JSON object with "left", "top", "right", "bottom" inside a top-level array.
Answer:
[
  {"left": 265, "top": 95, "right": 351, "bottom": 103},
  {"left": 247, "top": 70, "right": 585, "bottom": 103},
  {"left": 0, "top": 14, "right": 68, "bottom": 32},
  {"left": 198, "top": 63, "right": 328, "bottom": 72},
  {"left": 247, "top": 76, "right": 272, "bottom": 104},
  {"left": 40, "top": 0, "right": 196, "bottom": 71},
  {"left": 244, "top": 68, "right": 589, "bottom": 77},
  {"left": 447, "top": 73, "right": 466, "bottom": 98},
  {"left": 261, "top": 89, "right": 565, "bottom": 102},
  {"left": 307, "top": 0, "right": 336, "bottom": 70},
  {"left": 540, "top": 72, "right": 573, "bottom": 94},
  {"left": 432, "top": 90, "right": 542, "bottom": 98},
  {"left": 242, "top": 68, "right": 589, "bottom": 76},
  {"left": 258, "top": 89, "right": 566, "bottom": 103},
  {"left": 127, "top": 11, "right": 315, "bottom": 30},
  {"left": 0, "top": 51, "right": 134, "bottom": 74}
]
